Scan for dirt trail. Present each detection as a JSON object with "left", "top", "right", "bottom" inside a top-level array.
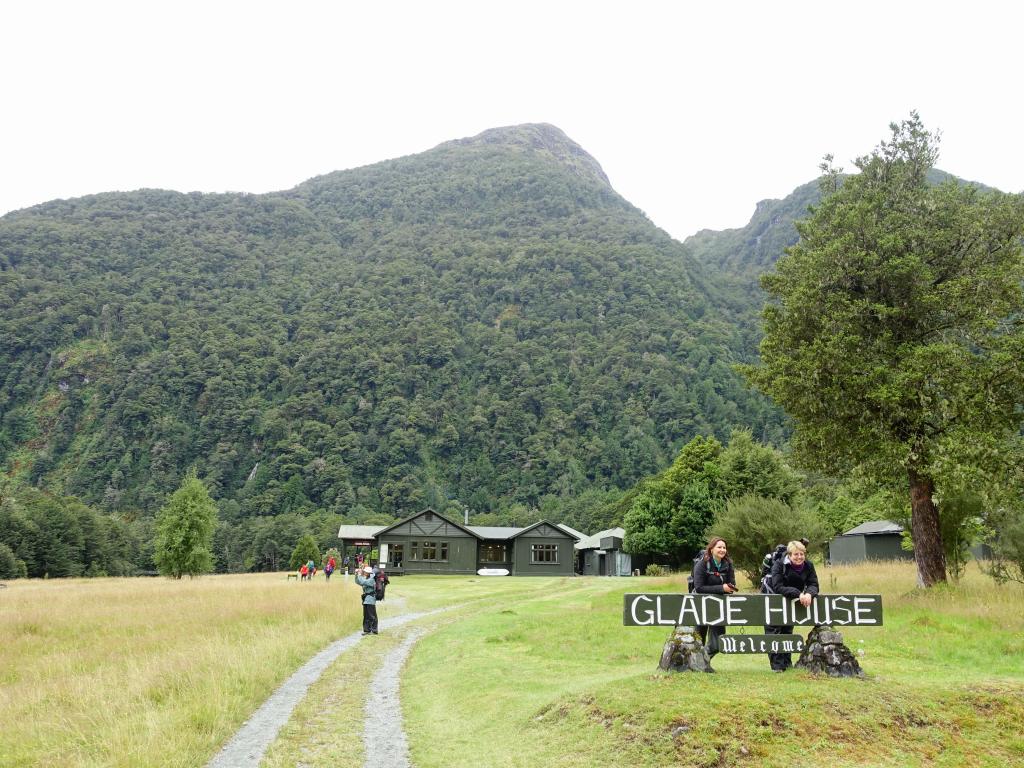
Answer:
[{"left": 207, "top": 609, "right": 441, "bottom": 768}]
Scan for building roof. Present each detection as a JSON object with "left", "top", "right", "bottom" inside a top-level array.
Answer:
[
  {"left": 841, "top": 520, "right": 904, "bottom": 536},
  {"left": 337, "top": 524, "right": 386, "bottom": 540},
  {"left": 557, "top": 523, "right": 588, "bottom": 540},
  {"left": 467, "top": 526, "right": 522, "bottom": 540},
  {"left": 339, "top": 516, "right": 584, "bottom": 543},
  {"left": 371, "top": 508, "right": 484, "bottom": 540},
  {"left": 575, "top": 527, "right": 625, "bottom": 551}
]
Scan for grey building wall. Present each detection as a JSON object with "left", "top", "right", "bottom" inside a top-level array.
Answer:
[
  {"left": 829, "top": 533, "right": 912, "bottom": 564},
  {"left": 511, "top": 523, "right": 575, "bottom": 576},
  {"left": 828, "top": 535, "right": 867, "bottom": 564},
  {"left": 380, "top": 514, "right": 477, "bottom": 574}
]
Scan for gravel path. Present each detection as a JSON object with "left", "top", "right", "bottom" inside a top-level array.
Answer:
[
  {"left": 361, "top": 626, "right": 426, "bottom": 768},
  {"left": 207, "top": 609, "right": 441, "bottom": 768}
]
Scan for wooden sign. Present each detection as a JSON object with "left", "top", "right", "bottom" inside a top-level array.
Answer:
[
  {"left": 623, "top": 593, "right": 882, "bottom": 627},
  {"left": 717, "top": 634, "right": 805, "bottom": 654}
]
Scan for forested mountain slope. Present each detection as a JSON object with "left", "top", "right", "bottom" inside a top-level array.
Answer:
[
  {"left": 0, "top": 124, "right": 785, "bottom": 527},
  {"left": 686, "top": 169, "right": 986, "bottom": 294}
]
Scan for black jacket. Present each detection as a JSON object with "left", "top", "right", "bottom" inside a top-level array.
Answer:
[
  {"left": 769, "top": 557, "right": 819, "bottom": 599},
  {"left": 692, "top": 556, "right": 736, "bottom": 595}
]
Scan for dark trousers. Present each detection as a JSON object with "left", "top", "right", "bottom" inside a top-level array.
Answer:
[
  {"left": 362, "top": 603, "right": 378, "bottom": 634},
  {"left": 765, "top": 624, "right": 794, "bottom": 670},
  {"left": 698, "top": 625, "right": 725, "bottom": 658}
]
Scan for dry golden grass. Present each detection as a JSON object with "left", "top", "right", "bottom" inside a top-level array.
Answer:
[{"left": 0, "top": 573, "right": 361, "bottom": 768}]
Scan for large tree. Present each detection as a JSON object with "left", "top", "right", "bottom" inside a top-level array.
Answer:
[
  {"left": 745, "top": 113, "right": 1024, "bottom": 586},
  {"left": 154, "top": 471, "right": 217, "bottom": 578}
]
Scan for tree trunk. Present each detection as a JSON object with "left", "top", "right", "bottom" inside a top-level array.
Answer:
[{"left": 907, "top": 468, "right": 946, "bottom": 587}]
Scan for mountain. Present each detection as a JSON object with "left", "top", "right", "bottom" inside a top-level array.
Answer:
[
  {"left": 0, "top": 124, "right": 786, "bottom": 540},
  {"left": 686, "top": 168, "right": 995, "bottom": 293}
]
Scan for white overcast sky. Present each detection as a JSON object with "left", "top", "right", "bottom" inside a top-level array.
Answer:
[{"left": 2, "top": 1, "right": 1021, "bottom": 242}]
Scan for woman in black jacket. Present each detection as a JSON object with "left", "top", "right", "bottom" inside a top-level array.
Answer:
[
  {"left": 765, "top": 540, "right": 819, "bottom": 671},
  {"left": 692, "top": 537, "right": 738, "bottom": 662}
]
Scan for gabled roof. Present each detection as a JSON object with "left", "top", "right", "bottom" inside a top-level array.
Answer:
[
  {"left": 372, "top": 507, "right": 483, "bottom": 539},
  {"left": 841, "top": 520, "right": 904, "bottom": 536},
  {"left": 575, "top": 527, "right": 625, "bottom": 550},
  {"left": 511, "top": 520, "right": 580, "bottom": 540},
  {"left": 467, "top": 526, "right": 522, "bottom": 540},
  {"left": 557, "top": 523, "right": 587, "bottom": 540},
  {"left": 337, "top": 524, "right": 386, "bottom": 540}
]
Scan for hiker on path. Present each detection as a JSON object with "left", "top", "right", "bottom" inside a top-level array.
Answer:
[
  {"left": 692, "top": 537, "right": 737, "bottom": 664},
  {"left": 355, "top": 564, "right": 379, "bottom": 635},
  {"left": 324, "top": 557, "right": 335, "bottom": 582},
  {"left": 765, "top": 540, "right": 819, "bottom": 672}
]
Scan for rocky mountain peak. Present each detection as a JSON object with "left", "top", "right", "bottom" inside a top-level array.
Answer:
[{"left": 438, "top": 123, "right": 611, "bottom": 187}]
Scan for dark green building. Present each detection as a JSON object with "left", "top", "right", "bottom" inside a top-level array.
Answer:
[
  {"left": 337, "top": 508, "right": 579, "bottom": 576},
  {"left": 827, "top": 520, "right": 914, "bottom": 564}
]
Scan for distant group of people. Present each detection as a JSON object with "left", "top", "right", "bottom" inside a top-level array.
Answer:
[
  {"left": 691, "top": 535, "right": 817, "bottom": 672},
  {"left": 298, "top": 555, "right": 338, "bottom": 581}
]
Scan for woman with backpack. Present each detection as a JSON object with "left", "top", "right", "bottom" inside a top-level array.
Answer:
[
  {"left": 355, "top": 564, "right": 379, "bottom": 635},
  {"left": 765, "top": 540, "right": 819, "bottom": 672},
  {"left": 692, "top": 537, "right": 738, "bottom": 664}
]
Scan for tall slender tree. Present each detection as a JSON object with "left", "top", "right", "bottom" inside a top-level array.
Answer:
[
  {"left": 154, "top": 471, "right": 217, "bottom": 579},
  {"left": 744, "top": 113, "right": 1024, "bottom": 586}
]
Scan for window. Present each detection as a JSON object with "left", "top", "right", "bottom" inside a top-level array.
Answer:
[
  {"left": 481, "top": 543, "right": 507, "bottom": 563},
  {"left": 417, "top": 541, "right": 448, "bottom": 562},
  {"left": 531, "top": 544, "right": 558, "bottom": 564},
  {"left": 389, "top": 544, "right": 404, "bottom": 568},
  {"left": 410, "top": 542, "right": 419, "bottom": 561}
]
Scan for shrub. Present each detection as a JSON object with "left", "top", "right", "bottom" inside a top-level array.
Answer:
[
  {"left": 707, "top": 494, "right": 829, "bottom": 585},
  {"left": 0, "top": 542, "right": 26, "bottom": 579},
  {"left": 983, "top": 505, "right": 1024, "bottom": 585}
]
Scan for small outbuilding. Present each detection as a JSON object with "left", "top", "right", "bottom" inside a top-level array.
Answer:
[
  {"left": 574, "top": 527, "right": 637, "bottom": 576},
  {"left": 828, "top": 520, "right": 914, "bottom": 564}
]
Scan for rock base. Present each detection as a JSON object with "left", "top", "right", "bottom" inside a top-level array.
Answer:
[
  {"left": 658, "top": 625, "right": 714, "bottom": 673},
  {"left": 795, "top": 625, "right": 864, "bottom": 677}
]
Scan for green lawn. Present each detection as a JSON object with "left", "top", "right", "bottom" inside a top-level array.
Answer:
[{"left": 394, "top": 564, "right": 1024, "bottom": 768}]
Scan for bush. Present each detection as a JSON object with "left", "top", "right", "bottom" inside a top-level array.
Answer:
[
  {"left": 983, "top": 505, "right": 1024, "bottom": 585},
  {"left": 0, "top": 542, "right": 26, "bottom": 579},
  {"left": 644, "top": 564, "right": 672, "bottom": 577},
  {"left": 707, "top": 494, "right": 829, "bottom": 586},
  {"left": 289, "top": 534, "right": 321, "bottom": 571}
]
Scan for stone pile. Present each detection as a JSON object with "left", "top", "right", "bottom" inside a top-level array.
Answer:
[
  {"left": 658, "top": 625, "right": 714, "bottom": 673},
  {"left": 795, "top": 625, "right": 864, "bottom": 677}
]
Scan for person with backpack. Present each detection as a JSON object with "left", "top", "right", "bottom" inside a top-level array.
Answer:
[
  {"left": 692, "top": 537, "right": 738, "bottom": 665},
  {"left": 759, "top": 537, "right": 809, "bottom": 591},
  {"left": 764, "top": 540, "right": 819, "bottom": 672},
  {"left": 355, "top": 564, "right": 379, "bottom": 635}
]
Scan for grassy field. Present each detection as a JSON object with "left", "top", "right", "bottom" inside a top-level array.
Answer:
[
  {"left": 2, "top": 563, "right": 1022, "bottom": 767},
  {"left": 399, "top": 563, "right": 1024, "bottom": 768},
  {"left": 0, "top": 573, "right": 362, "bottom": 768}
]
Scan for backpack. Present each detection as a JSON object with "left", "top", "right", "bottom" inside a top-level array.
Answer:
[
  {"left": 685, "top": 552, "right": 704, "bottom": 593},
  {"left": 759, "top": 545, "right": 787, "bottom": 594},
  {"left": 374, "top": 573, "right": 387, "bottom": 601}
]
